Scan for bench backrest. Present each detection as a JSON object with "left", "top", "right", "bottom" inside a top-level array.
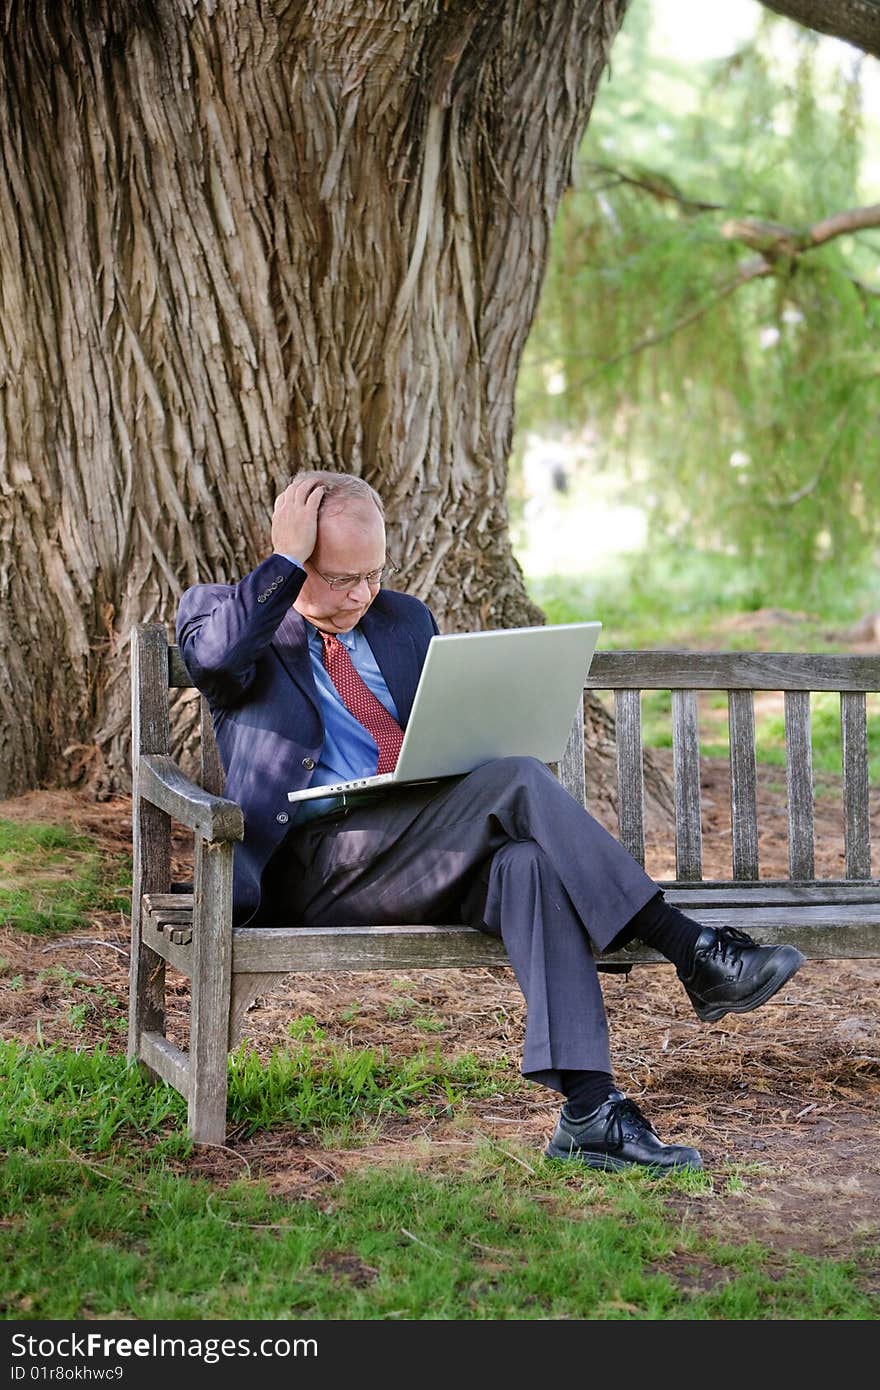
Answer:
[
  {"left": 166, "top": 644, "right": 225, "bottom": 797},
  {"left": 138, "top": 627, "right": 880, "bottom": 889},
  {"left": 586, "top": 650, "right": 880, "bottom": 882}
]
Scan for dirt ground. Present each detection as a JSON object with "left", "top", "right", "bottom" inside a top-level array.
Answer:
[{"left": 2, "top": 755, "right": 879, "bottom": 1281}]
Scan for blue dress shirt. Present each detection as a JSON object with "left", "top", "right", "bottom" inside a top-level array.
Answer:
[{"left": 274, "top": 555, "right": 400, "bottom": 823}]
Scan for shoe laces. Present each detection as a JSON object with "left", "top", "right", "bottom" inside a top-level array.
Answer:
[
  {"left": 701, "top": 924, "right": 757, "bottom": 968},
  {"left": 602, "top": 1096, "right": 657, "bottom": 1147}
]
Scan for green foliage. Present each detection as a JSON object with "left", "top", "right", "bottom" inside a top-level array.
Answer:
[
  {"left": 753, "top": 690, "right": 880, "bottom": 782},
  {"left": 516, "top": 8, "right": 880, "bottom": 585},
  {"left": 0, "top": 819, "right": 131, "bottom": 934},
  {"left": 2, "top": 1040, "right": 877, "bottom": 1320}
]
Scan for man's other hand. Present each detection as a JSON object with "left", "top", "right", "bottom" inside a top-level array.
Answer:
[{"left": 271, "top": 478, "right": 324, "bottom": 563}]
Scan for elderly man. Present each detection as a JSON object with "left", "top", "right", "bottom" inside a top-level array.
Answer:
[{"left": 176, "top": 470, "right": 805, "bottom": 1173}]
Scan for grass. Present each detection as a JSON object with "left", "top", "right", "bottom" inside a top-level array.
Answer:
[
  {"left": 1, "top": 1041, "right": 877, "bottom": 1321},
  {"left": 225, "top": 1037, "right": 507, "bottom": 1141},
  {"left": 0, "top": 1036, "right": 508, "bottom": 1153},
  {"left": 0, "top": 819, "right": 131, "bottom": 934},
  {"left": 526, "top": 544, "right": 880, "bottom": 652}
]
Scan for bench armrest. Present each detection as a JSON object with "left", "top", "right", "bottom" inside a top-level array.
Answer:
[{"left": 138, "top": 753, "right": 244, "bottom": 842}]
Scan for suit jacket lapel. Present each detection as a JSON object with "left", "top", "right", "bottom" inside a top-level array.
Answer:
[
  {"left": 272, "top": 606, "right": 322, "bottom": 715},
  {"left": 362, "top": 599, "right": 422, "bottom": 725}
]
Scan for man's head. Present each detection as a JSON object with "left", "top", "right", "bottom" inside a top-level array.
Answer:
[{"left": 289, "top": 470, "right": 389, "bottom": 634}]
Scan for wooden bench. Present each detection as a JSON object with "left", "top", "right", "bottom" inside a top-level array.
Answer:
[{"left": 128, "top": 624, "right": 880, "bottom": 1144}]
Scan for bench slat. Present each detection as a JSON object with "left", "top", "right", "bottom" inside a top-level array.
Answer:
[
  {"left": 140, "top": 886, "right": 880, "bottom": 982},
  {"left": 145, "top": 882, "right": 880, "bottom": 914},
  {"left": 139, "top": 1030, "right": 191, "bottom": 1098},
  {"left": 559, "top": 693, "right": 586, "bottom": 807},
  {"left": 614, "top": 688, "right": 645, "bottom": 867},
  {"left": 672, "top": 689, "right": 702, "bottom": 880},
  {"left": 587, "top": 650, "right": 880, "bottom": 691},
  {"left": 228, "top": 909, "right": 880, "bottom": 970},
  {"left": 173, "top": 644, "right": 880, "bottom": 695},
  {"left": 200, "top": 694, "right": 225, "bottom": 796},
  {"left": 638, "top": 903, "right": 880, "bottom": 957},
  {"left": 172, "top": 646, "right": 880, "bottom": 697},
  {"left": 784, "top": 690, "right": 815, "bottom": 880},
  {"left": 728, "top": 689, "right": 759, "bottom": 880},
  {"left": 841, "top": 691, "right": 872, "bottom": 879},
  {"left": 149, "top": 907, "right": 193, "bottom": 924},
  {"left": 141, "top": 909, "right": 880, "bottom": 973},
  {"left": 662, "top": 882, "right": 880, "bottom": 904},
  {"left": 233, "top": 923, "right": 510, "bottom": 971}
]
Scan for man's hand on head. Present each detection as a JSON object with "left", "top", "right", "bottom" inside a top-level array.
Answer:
[{"left": 271, "top": 478, "right": 324, "bottom": 564}]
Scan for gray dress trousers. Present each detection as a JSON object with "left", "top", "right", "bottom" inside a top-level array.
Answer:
[{"left": 275, "top": 755, "right": 660, "bottom": 1091}]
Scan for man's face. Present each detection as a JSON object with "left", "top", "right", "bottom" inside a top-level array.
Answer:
[{"left": 293, "top": 502, "right": 387, "bottom": 634}]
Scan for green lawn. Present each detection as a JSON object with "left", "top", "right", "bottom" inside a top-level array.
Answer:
[
  {"left": 0, "top": 819, "right": 131, "bottom": 935},
  {"left": 2, "top": 1041, "right": 876, "bottom": 1321},
  {"left": 525, "top": 545, "right": 880, "bottom": 653}
]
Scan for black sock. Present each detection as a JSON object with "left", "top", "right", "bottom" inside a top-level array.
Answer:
[
  {"left": 560, "top": 1069, "right": 616, "bottom": 1119},
  {"left": 611, "top": 891, "right": 706, "bottom": 975}
]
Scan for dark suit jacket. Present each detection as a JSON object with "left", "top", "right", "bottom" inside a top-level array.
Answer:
[{"left": 176, "top": 555, "right": 439, "bottom": 926}]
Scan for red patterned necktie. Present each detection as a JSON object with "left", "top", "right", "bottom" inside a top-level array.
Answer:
[{"left": 320, "top": 631, "right": 404, "bottom": 774}]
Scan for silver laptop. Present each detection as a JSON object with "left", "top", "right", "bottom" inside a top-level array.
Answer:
[{"left": 287, "top": 620, "right": 601, "bottom": 804}]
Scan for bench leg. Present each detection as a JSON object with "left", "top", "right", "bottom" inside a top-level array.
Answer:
[
  {"left": 188, "top": 837, "right": 234, "bottom": 1145},
  {"left": 127, "top": 938, "right": 167, "bottom": 1075},
  {"left": 128, "top": 799, "right": 170, "bottom": 1076}
]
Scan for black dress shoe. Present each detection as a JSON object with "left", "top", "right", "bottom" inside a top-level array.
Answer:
[
  {"left": 545, "top": 1091, "right": 703, "bottom": 1173},
  {"left": 680, "top": 925, "right": 806, "bottom": 1023}
]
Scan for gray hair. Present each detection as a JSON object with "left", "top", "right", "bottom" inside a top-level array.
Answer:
[{"left": 288, "top": 468, "right": 384, "bottom": 518}]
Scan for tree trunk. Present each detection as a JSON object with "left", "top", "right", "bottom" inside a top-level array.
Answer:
[{"left": 0, "top": 0, "right": 628, "bottom": 796}]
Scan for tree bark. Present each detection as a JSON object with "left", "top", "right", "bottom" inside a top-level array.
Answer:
[{"left": 0, "top": 0, "right": 629, "bottom": 796}]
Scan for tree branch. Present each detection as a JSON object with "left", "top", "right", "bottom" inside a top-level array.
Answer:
[
  {"left": 809, "top": 202, "right": 880, "bottom": 245},
  {"left": 757, "top": 0, "right": 880, "bottom": 60},
  {"left": 722, "top": 203, "right": 880, "bottom": 258},
  {"left": 582, "top": 160, "right": 724, "bottom": 213}
]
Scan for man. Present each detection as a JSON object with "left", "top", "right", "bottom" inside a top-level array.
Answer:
[{"left": 177, "top": 470, "right": 806, "bottom": 1174}]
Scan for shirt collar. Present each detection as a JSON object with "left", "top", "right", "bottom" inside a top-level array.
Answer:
[{"left": 307, "top": 622, "right": 358, "bottom": 653}]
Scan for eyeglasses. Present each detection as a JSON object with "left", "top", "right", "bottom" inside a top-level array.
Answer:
[{"left": 313, "top": 562, "right": 398, "bottom": 591}]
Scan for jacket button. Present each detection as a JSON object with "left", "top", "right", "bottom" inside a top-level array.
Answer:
[
  {"left": 276, "top": 812, "right": 289, "bottom": 824},
  {"left": 302, "top": 757, "right": 316, "bottom": 770}
]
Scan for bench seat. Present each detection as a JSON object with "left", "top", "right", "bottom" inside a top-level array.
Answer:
[{"left": 143, "top": 884, "right": 880, "bottom": 966}]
